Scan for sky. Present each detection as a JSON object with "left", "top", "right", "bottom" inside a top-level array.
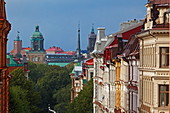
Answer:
[{"left": 5, "top": 0, "right": 147, "bottom": 52}]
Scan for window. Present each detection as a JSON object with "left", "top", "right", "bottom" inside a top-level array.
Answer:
[
  {"left": 159, "top": 85, "right": 169, "bottom": 107},
  {"left": 75, "top": 83, "right": 79, "bottom": 87},
  {"left": 90, "top": 72, "right": 93, "bottom": 78},
  {"left": 160, "top": 47, "right": 169, "bottom": 68}
]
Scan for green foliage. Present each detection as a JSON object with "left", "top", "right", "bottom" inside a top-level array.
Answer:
[
  {"left": 53, "top": 85, "right": 71, "bottom": 113},
  {"left": 29, "top": 62, "right": 74, "bottom": 112},
  {"left": 10, "top": 68, "right": 42, "bottom": 113},
  {"left": 10, "top": 86, "right": 30, "bottom": 113},
  {"left": 67, "top": 79, "right": 93, "bottom": 113},
  {"left": 10, "top": 62, "right": 74, "bottom": 113}
]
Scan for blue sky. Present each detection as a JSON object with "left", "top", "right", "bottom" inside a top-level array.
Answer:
[{"left": 6, "top": 0, "right": 147, "bottom": 52}]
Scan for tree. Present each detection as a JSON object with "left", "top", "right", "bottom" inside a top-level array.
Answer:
[
  {"left": 10, "top": 68, "right": 42, "bottom": 113},
  {"left": 10, "top": 62, "right": 74, "bottom": 113},
  {"left": 53, "top": 85, "right": 71, "bottom": 113},
  {"left": 67, "top": 79, "right": 93, "bottom": 113},
  {"left": 10, "top": 86, "right": 30, "bottom": 113}
]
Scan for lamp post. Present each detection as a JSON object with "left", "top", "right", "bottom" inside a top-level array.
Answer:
[{"left": 48, "top": 104, "right": 56, "bottom": 113}]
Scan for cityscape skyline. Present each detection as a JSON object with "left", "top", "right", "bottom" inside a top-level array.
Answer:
[{"left": 6, "top": 0, "right": 146, "bottom": 52}]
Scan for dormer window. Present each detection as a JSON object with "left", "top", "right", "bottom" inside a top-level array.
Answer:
[{"left": 164, "top": 9, "right": 170, "bottom": 24}]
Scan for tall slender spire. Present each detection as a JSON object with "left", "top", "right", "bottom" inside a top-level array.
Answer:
[
  {"left": 0, "top": 0, "right": 6, "bottom": 19},
  {"left": 76, "top": 23, "right": 81, "bottom": 59}
]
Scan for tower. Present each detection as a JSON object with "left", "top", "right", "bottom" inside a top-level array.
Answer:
[
  {"left": 0, "top": 0, "right": 11, "bottom": 112},
  {"left": 13, "top": 32, "right": 22, "bottom": 57},
  {"left": 30, "top": 25, "right": 45, "bottom": 51},
  {"left": 87, "top": 25, "right": 96, "bottom": 56},
  {"left": 76, "top": 24, "right": 82, "bottom": 61},
  {"left": 28, "top": 25, "right": 46, "bottom": 64}
]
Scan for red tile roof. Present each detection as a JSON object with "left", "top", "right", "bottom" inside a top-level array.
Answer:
[
  {"left": 46, "top": 46, "right": 64, "bottom": 52},
  {"left": 149, "top": 0, "right": 170, "bottom": 4},
  {"left": 84, "top": 58, "right": 94, "bottom": 65},
  {"left": 10, "top": 49, "right": 14, "bottom": 53},
  {"left": 22, "top": 48, "right": 31, "bottom": 51},
  {"left": 123, "top": 35, "right": 139, "bottom": 57},
  {"left": 57, "top": 51, "right": 76, "bottom": 55},
  {"left": 10, "top": 48, "right": 31, "bottom": 54}
]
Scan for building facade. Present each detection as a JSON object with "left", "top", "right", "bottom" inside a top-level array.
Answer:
[
  {"left": 121, "top": 35, "right": 140, "bottom": 113},
  {"left": 82, "top": 58, "right": 94, "bottom": 82},
  {"left": 70, "top": 63, "right": 83, "bottom": 102},
  {"left": 93, "top": 21, "right": 143, "bottom": 113},
  {"left": 45, "top": 46, "right": 76, "bottom": 67},
  {"left": 0, "top": 0, "right": 11, "bottom": 112},
  {"left": 28, "top": 25, "right": 46, "bottom": 64},
  {"left": 137, "top": 0, "right": 170, "bottom": 112},
  {"left": 92, "top": 27, "right": 108, "bottom": 113}
]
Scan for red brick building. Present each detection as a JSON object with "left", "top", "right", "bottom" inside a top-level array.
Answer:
[{"left": 0, "top": 0, "right": 11, "bottom": 112}]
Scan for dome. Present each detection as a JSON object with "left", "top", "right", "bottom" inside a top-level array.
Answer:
[
  {"left": 32, "top": 32, "right": 43, "bottom": 38},
  {"left": 31, "top": 25, "right": 43, "bottom": 38}
]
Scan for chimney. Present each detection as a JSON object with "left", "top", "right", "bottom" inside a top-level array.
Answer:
[{"left": 96, "top": 27, "right": 106, "bottom": 43}]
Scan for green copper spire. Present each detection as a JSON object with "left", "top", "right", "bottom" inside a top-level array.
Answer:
[
  {"left": 15, "top": 31, "right": 21, "bottom": 41},
  {"left": 91, "top": 24, "right": 94, "bottom": 33},
  {"left": 32, "top": 25, "right": 43, "bottom": 38}
]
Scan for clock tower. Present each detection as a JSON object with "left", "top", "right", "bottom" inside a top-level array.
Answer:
[{"left": 28, "top": 25, "right": 46, "bottom": 63}]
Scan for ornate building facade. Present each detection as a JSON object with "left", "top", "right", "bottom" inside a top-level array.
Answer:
[
  {"left": 137, "top": 0, "right": 170, "bottom": 112},
  {"left": 0, "top": 0, "right": 11, "bottom": 112},
  {"left": 28, "top": 25, "right": 46, "bottom": 64},
  {"left": 92, "top": 21, "right": 143, "bottom": 113}
]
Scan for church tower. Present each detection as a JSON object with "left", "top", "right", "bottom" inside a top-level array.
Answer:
[
  {"left": 0, "top": 0, "right": 11, "bottom": 112},
  {"left": 13, "top": 32, "right": 22, "bottom": 57},
  {"left": 28, "top": 25, "right": 46, "bottom": 64},
  {"left": 87, "top": 25, "right": 96, "bottom": 57}
]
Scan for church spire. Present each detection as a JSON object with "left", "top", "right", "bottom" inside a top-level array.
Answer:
[
  {"left": 35, "top": 24, "right": 39, "bottom": 32},
  {"left": 76, "top": 23, "right": 81, "bottom": 60},
  {"left": 0, "top": 0, "right": 6, "bottom": 19},
  {"left": 91, "top": 24, "right": 95, "bottom": 33},
  {"left": 16, "top": 31, "right": 20, "bottom": 40}
]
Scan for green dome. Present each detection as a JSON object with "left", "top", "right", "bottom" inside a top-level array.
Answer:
[
  {"left": 32, "top": 25, "right": 43, "bottom": 38},
  {"left": 32, "top": 31, "right": 43, "bottom": 38}
]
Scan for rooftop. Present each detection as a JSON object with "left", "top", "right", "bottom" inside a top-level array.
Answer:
[{"left": 148, "top": 0, "right": 170, "bottom": 4}]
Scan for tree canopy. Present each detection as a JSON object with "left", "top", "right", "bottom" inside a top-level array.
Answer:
[
  {"left": 67, "top": 79, "right": 93, "bottom": 113},
  {"left": 9, "top": 62, "right": 93, "bottom": 113}
]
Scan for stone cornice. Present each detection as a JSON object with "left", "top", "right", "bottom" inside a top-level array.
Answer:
[{"left": 136, "top": 29, "right": 169, "bottom": 39}]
